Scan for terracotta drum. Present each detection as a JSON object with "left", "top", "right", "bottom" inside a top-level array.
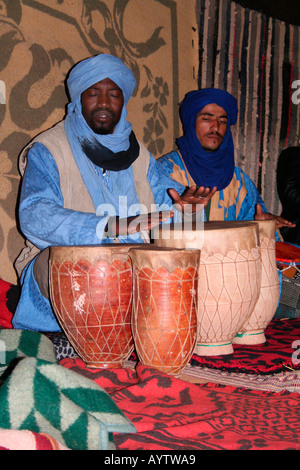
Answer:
[
  {"left": 49, "top": 244, "right": 140, "bottom": 368},
  {"left": 154, "top": 221, "right": 261, "bottom": 356},
  {"left": 233, "top": 220, "right": 279, "bottom": 345},
  {"left": 129, "top": 247, "right": 200, "bottom": 376}
]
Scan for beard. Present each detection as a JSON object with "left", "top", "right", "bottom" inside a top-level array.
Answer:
[
  {"left": 88, "top": 108, "right": 119, "bottom": 135},
  {"left": 200, "top": 132, "right": 223, "bottom": 152},
  {"left": 93, "top": 126, "right": 112, "bottom": 135}
]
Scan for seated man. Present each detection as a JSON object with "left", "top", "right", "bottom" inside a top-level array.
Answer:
[
  {"left": 13, "top": 54, "right": 214, "bottom": 332},
  {"left": 157, "top": 88, "right": 295, "bottom": 228},
  {"left": 277, "top": 146, "right": 300, "bottom": 246}
]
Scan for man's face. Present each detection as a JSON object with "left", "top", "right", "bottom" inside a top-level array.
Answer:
[
  {"left": 81, "top": 77, "right": 124, "bottom": 134},
  {"left": 195, "top": 103, "right": 228, "bottom": 152}
]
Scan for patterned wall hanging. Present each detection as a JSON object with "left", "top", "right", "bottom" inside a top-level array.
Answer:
[
  {"left": 196, "top": 0, "right": 300, "bottom": 214},
  {"left": 0, "top": 0, "right": 197, "bottom": 283}
]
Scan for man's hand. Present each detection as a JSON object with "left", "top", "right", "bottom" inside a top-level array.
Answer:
[
  {"left": 255, "top": 203, "right": 296, "bottom": 229},
  {"left": 104, "top": 210, "right": 174, "bottom": 238},
  {"left": 168, "top": 185, "right": 217, "bottom": 213},
  {"left": 103, "top": 184, "right": 217, "bottom": 238}
]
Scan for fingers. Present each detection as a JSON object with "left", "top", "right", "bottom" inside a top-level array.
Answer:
[
  {"left": 168, "top": 185, "right": 217, "bottom": 214},
  {"left": 158, "top": 210, "right": 175, "bottom": 222},
  {"left": 168, "top": 188, "right": 181, "bottom": 203},
  {"left": 275, "top": 216, "right": 296, "bottom": 229},
  {"left": 170, "top": 185, "right": 217, "bottom": 204},
  {"left": 196, "top": 186, "right": 217, "bottom": 200},
  {"left": 254, "top": 204, "right": 264, "bottom": 220},
  {"left": 126, "top": 211, "right": 174, "bottom": 235},
  {"left": 254, "top": 207, "right": 296, "bottom": 228}
]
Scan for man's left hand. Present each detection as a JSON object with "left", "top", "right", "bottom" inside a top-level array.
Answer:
[
  {"left": 168, "top": 185, "right": 217, "bottom": 213},
  {"left": 255, "top": 203, "right": 296, "bottom": 229}
]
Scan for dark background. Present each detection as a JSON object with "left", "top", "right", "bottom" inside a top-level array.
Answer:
[{"left": 235, "top": 0, "right": 300, "bottom": 25}]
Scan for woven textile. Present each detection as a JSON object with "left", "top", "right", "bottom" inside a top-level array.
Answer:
[
  {"left": 0, "top": 329, "right": 57, "bottom": 376},
  {"left": 182, "top": 366, "right": 300, "bottom": 394},
  {"left": 50, "top": 318, "right": 300, "bottom": 375},
  {"left": 190, "top": 318, "right": 300, "bottom": 374},
  {"left": 0, "top": 330, "right": 135, "bottom": 450},
  {"left": 196, "top": 0, "right": 300, "bottom": 215},
  {"left": 0, "top": 429, "right": 68, "bottom": 450},
  {"left": 61, "top": 361, "right": 300, "bottom": 450}
]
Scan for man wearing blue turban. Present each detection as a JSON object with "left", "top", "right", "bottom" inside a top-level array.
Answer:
[
  {"left": 157, "top": 88, "right": 295, "bottom": 227},
  {"left": 13, "top": 54, "right": 215, "bottom": 332}
]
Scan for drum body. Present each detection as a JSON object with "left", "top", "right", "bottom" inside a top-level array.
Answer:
[
  {"left": 233, "top": 220, "right": 279, "bottom": 344},
  {"left": 129, "top": 247, "right": 199, "bottom": 376},
  {"left": 154, "top": 221, "right": 261, "bottom": 356},
  {"left": 49, "top": 245, "right": 137, "bottom": 368}
]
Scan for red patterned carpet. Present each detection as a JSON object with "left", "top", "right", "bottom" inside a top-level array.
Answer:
[
  {"left": 190, "top": 318, "right": 300, "bottom": 374},
  {"left": 61, "top": 359, "right": 300, "bottom": 450},
  {"left": 61, "top": 319, "right": 300, "bottom": 451},
  {"left": 2, "top": 277, "right": 300, "bottom": 450}
]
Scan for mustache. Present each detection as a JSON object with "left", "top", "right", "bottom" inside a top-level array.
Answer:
[
  {"left": 205, "top": 131, "right": 223, "bottom": 138},
  {"left": 92, "top": 108, "right": 114, "bottom": 118}
]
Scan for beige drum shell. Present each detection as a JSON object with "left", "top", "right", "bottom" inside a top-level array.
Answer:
[
  {"left": 154, "top": 221, "right": 261, "bottom": 356},
  {"left": 233, "top": 220, "right": 279, "bottom": 344},
  {"left": 49, "top": 244, "right": 144, "bottom": 368},
  {"left": 129, "top": 247, "right": 200, "bottom": 376}
]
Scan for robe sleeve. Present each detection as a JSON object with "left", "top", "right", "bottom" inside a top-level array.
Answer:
[
  {"left": 236, "top": 169, "right": 267, "bottom": 221},
  {"left": 147, "top": 153, "right": 186, "bottom": 206},
  {"left": 18, "top": 143, "right": 107, "bottom": 249},
  {"left": 147, "top": 153, "right": 194, "bottom": 224}
]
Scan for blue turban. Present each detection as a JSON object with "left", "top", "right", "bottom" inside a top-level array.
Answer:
[
  {"left": 177, "top": 88, "right": 238, "bottom": 190},
  {"left": 67, "top": 54, "right": 136, "bottom": 106},
  {"left": 65, "top": 54, "right": 136, "bottom": 153}
]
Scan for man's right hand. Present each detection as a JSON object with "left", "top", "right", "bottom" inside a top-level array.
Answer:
[{"left": 104, "top": 210, "right": 174, "bottom": 238}]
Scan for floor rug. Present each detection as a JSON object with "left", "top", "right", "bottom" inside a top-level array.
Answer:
[
  {"left": 53, "top": 318, "right": 300, "bottom": 375},
  {"left": 190, "top": 318, "right": 300, "bottom": 375},
  {"left": 182, "top": 366, "right": 300, "bottom": 393},
  {"left": 60, "top": 360, "right": 300, "bottom": 450}
]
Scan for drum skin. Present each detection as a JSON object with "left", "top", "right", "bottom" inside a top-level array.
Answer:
[
  {"left": 49, "top": 244, "right": 141, "bottom": 368},
  {"left": 154, "top": 221, "right": 261, "bottom": 356},
  {"left": 129, "top": 247, "right": 200, "bottom": 375}
]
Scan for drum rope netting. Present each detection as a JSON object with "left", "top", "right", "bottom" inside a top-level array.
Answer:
[
  {"left": 196, "top": 247, "right": 261, "bottom": 345},
  {"left": 131, "top": 263, "right": 198, "bottom": 375}
]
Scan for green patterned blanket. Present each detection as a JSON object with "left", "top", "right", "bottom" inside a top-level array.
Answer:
[{"left": 0, "top": 329, "right": 136, "bottom": 450}]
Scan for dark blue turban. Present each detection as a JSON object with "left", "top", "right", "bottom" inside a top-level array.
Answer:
[{"left": 177, "top": 88, "right": 238, "bottom": 190}]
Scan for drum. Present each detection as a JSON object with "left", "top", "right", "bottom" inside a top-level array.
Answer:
[
  {"left": 233, "top": 220, "right": 279, "bottom": 345},
  {"left": 154, "top": 221, "right": 261, "bottom": 356},
  {"left": 129, "top": 247, "right": 200, "bottom": 376},
  {"left": 49, "top": 244, "right": 141, "bottom": 368}
]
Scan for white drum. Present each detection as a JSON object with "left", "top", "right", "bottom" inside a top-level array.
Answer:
[
  {"left": 233, "top": 220, "right": 279, "bottom": 345},
  {"left": 154, "top": 221, "right": 261, "bottom": 356}
]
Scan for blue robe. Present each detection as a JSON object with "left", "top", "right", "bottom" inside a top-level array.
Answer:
[
  {"left": 157, "top": 150, "right": 284, "bottom": 311},
  {"left": 157, "top": 150, "right": 267, "bottom": 221}
]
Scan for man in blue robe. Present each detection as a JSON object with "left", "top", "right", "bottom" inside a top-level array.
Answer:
[
  {"left": 157, "top": 88, "right": 295, "bottom": 227},
  {"left": 13, "top": 54, "right": 215, "bottom": 332}
]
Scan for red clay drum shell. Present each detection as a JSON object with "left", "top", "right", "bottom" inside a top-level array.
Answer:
[
  {"left": 49, "top": 244, "right": 143, "bottom": 368},
  {"left": 129, "top": 247, "right": 200, "bottom": 376}
]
